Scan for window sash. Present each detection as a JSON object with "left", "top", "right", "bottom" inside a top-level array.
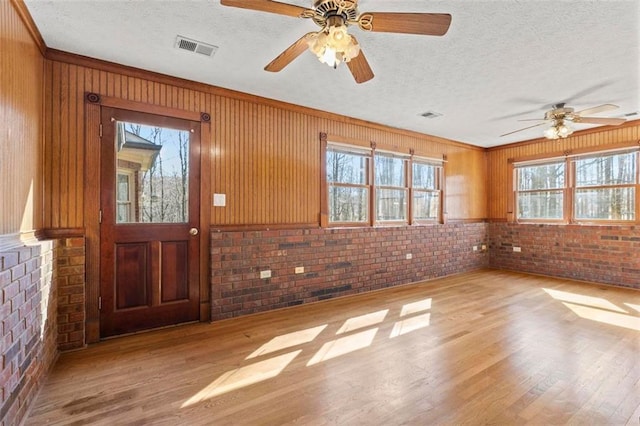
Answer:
[
  {"left": 325, "top": 141, "right": 443, "bottom": 226},
  {"left": 513, "top": 150, "right": 640, "bottom": 224},
  {"left": 328, "top": 184, "right": 370, "bottom": 223},
  {"left": 326, "top": 150, "right": 370, "bottom": 186},
  {"left": 413, "top": 189, "right": 440, "bottom": 221}
]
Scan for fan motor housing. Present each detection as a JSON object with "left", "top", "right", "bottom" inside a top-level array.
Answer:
[
  {"left": 545, "top": 106, "right": 574, "bottom": 121},
  {"left": 312, "top": 0, "right": 359, "bottom": 27}
]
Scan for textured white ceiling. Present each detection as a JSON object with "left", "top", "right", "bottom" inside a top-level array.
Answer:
[{"left": 25, "top": 0, "right": 639, "bottom": 147}]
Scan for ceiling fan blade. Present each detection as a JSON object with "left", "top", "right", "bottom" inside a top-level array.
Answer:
[
  {"left": 346, "top": 45, "right": 374, "bottom": 84},
  {"left": 573, "top": 117, "right": 626, "bottom": 126},
  {"left": 264, "top": 33, "right": 313, "bottom": 72},
  {"left": 220, "top": 0, "right": 310, "bottom": 18},
  {"left": 500, "top": 122, "right": 548, "bottom": 137},
  {"left": 360, "top": 12, "right": 452, "bottom": 36},
  {"left": 575, "top": 103, "right": 618, "bottom": 116},
  {"left": 517, "top": 118, "right": 547, "bottom": 122}
]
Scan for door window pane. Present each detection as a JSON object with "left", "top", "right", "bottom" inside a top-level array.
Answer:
[{"left": 115, "top": 121, "right": 190, "bottom": 223}]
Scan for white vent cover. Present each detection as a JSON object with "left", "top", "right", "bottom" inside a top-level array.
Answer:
[{"left": 175, "top": 35, "right": 218, "bottom": 57}]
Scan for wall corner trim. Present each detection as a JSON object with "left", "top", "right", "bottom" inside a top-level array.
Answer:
[{"left": 9, "top": 0, "right": 47, "bottom": 55}]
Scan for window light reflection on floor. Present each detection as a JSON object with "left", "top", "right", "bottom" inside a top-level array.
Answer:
[
  {"left": 246, "top": 325, "right": 327, "bottom": 359},
  {"left": 181, "top": 350, "right": 302, "bottom": 407},
  {"left": 400, "top": 298, "right": 432, "bottom": 317},
  {"left": 562, "top": 302, "right": 640, "bottom": 332},
  {"left": 390, "top": 313, "right": 431, "bottom": 338},
  {"left": 336, "top": 310, "right": 388, "bottom": 334},
  {"left": 183, "top": 297, "right": 438, "bottom": 407},
  {"left": 307, "top": 328, "right": 378, "bottom": 366},
  {"left": 625, "top": 303, "right": 640, "bottom": 314},
  {"left": 542, "top": 288, "right": 628, "bottom": 313}
]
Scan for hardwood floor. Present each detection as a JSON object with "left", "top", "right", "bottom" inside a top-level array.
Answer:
[{"left": 27, "top": 269, "right": 640, "bottom": 425}]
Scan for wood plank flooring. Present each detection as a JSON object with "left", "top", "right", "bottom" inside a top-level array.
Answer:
[{"left": 26, "top": 270, "right": 640, "bottom": 425}]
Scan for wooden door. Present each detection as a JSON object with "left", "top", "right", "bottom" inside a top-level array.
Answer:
[{"left": 100, "top": 107, "right": 201, "bottom": 337}]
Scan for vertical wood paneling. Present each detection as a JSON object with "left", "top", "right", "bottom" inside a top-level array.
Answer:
[
  {"left": 44, "top": 55, "right": 487, "bottom": 229},
  {"left": 487, "top": 122, "right": 640, "bottom": 220},
  {"left": 0, "top": 1, "right": 44, "bottom": 237}
]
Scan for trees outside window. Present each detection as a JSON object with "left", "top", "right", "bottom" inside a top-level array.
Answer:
[
  {"left": 115, "top": 122, "right": 190, "bottom": 224},
  {"left": 574, "top": 152, "right": 636, "bottom": 220},
  {"left": 516, "top": 162, "right": 565, "bottom": 220},
  {"left": 375, "top": 154, "right": 407, "bottom": 222},
  {"left": 514, "top": 150, "right": 638, "bottom": 223},
  {"left": 327, "top": 149, "right": 370, "bottom": 223},
  {"left": 325, "top": 143, "right": 443, "bottom": 226},
  {"left": 413, "top": 161, "right": 441, "bottom": 221}
]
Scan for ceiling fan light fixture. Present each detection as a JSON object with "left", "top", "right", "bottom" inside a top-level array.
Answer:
[
  {"left": 307, "top": 19, "right": 360, "bottom": 69},
  {"left": 544, "top": 120, "right": 573, "bottom": 140}
]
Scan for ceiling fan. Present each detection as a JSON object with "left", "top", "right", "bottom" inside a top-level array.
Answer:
[
  {"left": 501, "top": 103, "right": 627, "bottom": 140},
  {"left": 219, "top": 0, "right": 452, "bottom": 83}
]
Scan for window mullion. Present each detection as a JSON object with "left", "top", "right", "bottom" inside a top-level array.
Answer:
[
  {"left": 567, "top": 157, "right": 574, "bottom": 224},
  {"left": 370, "top": 149, "right": 376, "bottom": 226}
]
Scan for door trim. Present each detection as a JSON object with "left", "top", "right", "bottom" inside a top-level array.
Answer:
[{"left": 84, "top": 92, "right": 211, "bottom": 343}]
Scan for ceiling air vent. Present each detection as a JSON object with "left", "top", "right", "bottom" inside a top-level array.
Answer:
[
  {"left": 175, "top": 35, "right": 218, "bottom": 57},
  {"left": 419, "top": 111, "right": 442, "bottom": 119},
  {"left": 624, "top": 111, "right": 638, "bottom": 117}
]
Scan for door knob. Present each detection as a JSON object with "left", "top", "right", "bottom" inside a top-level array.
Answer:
[{"left": 189, "top": 228, "right": 199, "bottom": 236}]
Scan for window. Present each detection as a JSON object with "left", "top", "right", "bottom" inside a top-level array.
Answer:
[
  {"left": 574, "top": 152, "right": 636, "bottom": 221},
  {"left": 327, "top": 147, "right": 370, "bottom": 223},
  {"left": 412, "top": 160, "right": 441, "bottom": 222},
  {"left": 325, "top": 141, "right": 443, "bottom": 226},
  {"left": 116, "top": 172, "right": 134, "bottom": 222},
  {"left": 375, "top": 153, "right": 408, "bottom": 222},
  {"left": 516, "top": 161, "right": 565, "bottom": 220},
  {"left": 514, "top": 149, "right": 639, "bottom": 223}
]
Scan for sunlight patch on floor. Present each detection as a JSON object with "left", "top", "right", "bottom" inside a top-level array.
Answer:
[
  {"left": 336, "top": 310, "right": 388, "bottom": 334},
  {"left": 247, "top": 324, "right": 327, "bottom": 359},
  {"left": 563, "top": 302, "right": 640, "bottom": 332},
  {"left": 307, "top": 328, "right": 378, "bottom": 366},
  {"left": 625, "top": 302, "right": 640, "bottom": 313},
  {"left": 182, "top": 350, "right": 301, "bottom": 407},
  {"left": 400, "top": 298, "right": 432, "bottom": 317},
  {"left": 543, "top": 288, "right": 628, "bottom": 313},
  {"left": 390, "top": 313, "right": 431, "bottom": 338}
]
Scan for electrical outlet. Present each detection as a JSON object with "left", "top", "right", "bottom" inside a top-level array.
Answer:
[
  {"left": 513, "top": 246, "right": 521, "bottom": 252},
  {"left": 406, "top": 253, "right": 413, "bottom": 260},
  {"left": 295, "top": 266, "right": 304, "bottom": 274},
  {"left": 260, "top": 270, "right": 271, "bottom": 279},
  {"left": 473, "top": 246, "right": 478, "bottom": 252}
]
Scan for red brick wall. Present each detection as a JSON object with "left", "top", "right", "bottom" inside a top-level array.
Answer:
[
  {"left": 211, "top": 223, "right": 488, "bottom": 319},
  {"left": 489, "top": 223, "right": 640, "bottom": 289},
  {"left": 0, "top": 241, "right": 57, "bottom": 425},
  {"left": 55, "top": 237, "right": 85, "bottom": 351},
  {"left": 0, "top": 236, "right": 85, "bottom": 425}
]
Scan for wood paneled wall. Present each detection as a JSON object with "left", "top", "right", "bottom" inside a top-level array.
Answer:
[
  {"left": 0, "top": 0, "right": 44, "bottom": 240},
  {"left": 486, "top": 122, "right": 640, "bottom": 220},
  {"left": 43, "top": 53, "right": 486, "bottom": 228}
]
